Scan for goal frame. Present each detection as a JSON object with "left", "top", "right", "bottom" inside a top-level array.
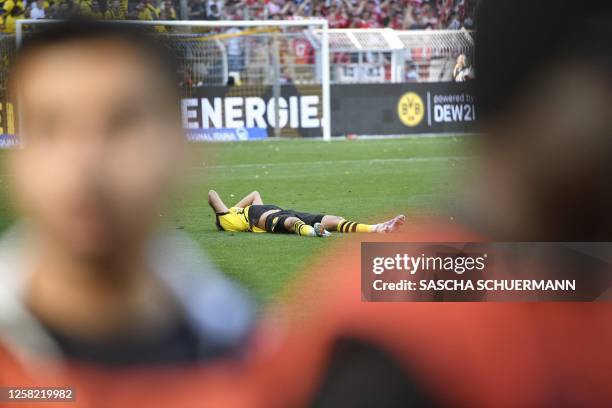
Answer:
[{"left": 15, "top": 18, "right": 332, "bottom": 141}]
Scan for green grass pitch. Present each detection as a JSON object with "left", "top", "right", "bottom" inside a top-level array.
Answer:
[{"left": 0, "top": 136, "right": 472, "bottom": 302}]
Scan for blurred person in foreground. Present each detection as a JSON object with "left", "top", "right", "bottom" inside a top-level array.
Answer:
[
  {"left": 0, "top": 18, "right": 254, "bottom": 401},
  {"left": 238, "top": 1, "right": 612, "bottom": 407}
]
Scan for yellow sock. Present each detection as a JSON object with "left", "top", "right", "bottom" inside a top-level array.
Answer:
[
  {"left": 293, "top": 220, "right": 315, "bottom": 236},
  {"left": 337, "top": 220, "right": 375, "bottom": 233}
]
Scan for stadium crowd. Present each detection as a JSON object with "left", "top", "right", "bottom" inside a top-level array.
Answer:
[{"left": 0, "top": 0, "right": 475, "bottom": 32}]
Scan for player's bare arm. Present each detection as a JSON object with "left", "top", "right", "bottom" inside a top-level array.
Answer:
[
  {"left": 208, "top": 190, "right": 229, "bottom": 213},
  {"left": 235, "top": 191, "right": 263, "bottom": 207}
]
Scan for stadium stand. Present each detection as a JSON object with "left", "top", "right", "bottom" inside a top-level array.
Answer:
[
  {"left": 0, "top": 3, "right": 476, "bottom": 141},
  {"left": 0, "top": 0, "right": 476, "bottom": 32}
]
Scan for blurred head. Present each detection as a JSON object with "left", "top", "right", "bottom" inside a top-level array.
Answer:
[
  {"left": 475, "top": 0, "right": 612, "bottom": 239},
  {"left": 8, "top": 20, "right": 185, "bottom": 260},
  {"left": 456, "top": 54, "right": 466, "bottom": 66}
]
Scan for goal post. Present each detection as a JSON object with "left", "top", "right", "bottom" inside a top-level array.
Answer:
[{"left": 15, "top": 18, "right": 332, "bottom": 141}]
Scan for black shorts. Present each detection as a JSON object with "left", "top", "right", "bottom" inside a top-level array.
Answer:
[
  {"left": 264, "top": 209, "right": 325, "bottom": 233},
  {"left": 248, "top": 205, "right": 282, "bottom": 229}
]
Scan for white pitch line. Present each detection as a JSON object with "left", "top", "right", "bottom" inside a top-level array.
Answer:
[
  {"left": 0, "top": 156, "right": 473, "bottom": 177},
  {"left": 192, "top": 155, "right": 473, "bottom": 170}
]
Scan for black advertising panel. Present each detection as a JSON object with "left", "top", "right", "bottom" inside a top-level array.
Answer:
[
  {"left": 181, "top": 82, "right": 476, "bottom": 139},
  {"left": 331, "top": 82, "right": 476, "bottom": 136}
]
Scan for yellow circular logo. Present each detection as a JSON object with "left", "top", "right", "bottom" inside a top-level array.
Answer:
[{"left": 397, "top": 92, "right": 425, "bottom": 127}]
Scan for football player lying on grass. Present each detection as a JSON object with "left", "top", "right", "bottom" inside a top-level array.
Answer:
[{"left": 208, "top": 190, "right": 405, "bottom": 237}]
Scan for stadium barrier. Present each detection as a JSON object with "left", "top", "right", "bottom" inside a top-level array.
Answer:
[
  {"left": 0, "top": 80, "right": 474, "bottom": 144},
  {"left": 331, "top": 82, "right": 476, "bottom": 136},
  {"left": 0, "top": 34, "right": 15, "bottom": 146},
  {"left": 183, "top": 81, "right": 475, "bottom": 139}
]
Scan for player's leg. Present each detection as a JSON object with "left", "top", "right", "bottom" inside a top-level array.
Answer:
[
  {"left": 322, "top": 214, "right": 406, "bottom": 233},
  {"left": 288, "top": 211, "right": 329, "bottom": 237},
  {"left": 283, "top": 216, "right": 324, "bottom": 237},
  {"left": 282, "top": 209, "right": 404, "bottom": 234},
  {"left": 265, "top": 211, "right": 326, "bottom": 237}
]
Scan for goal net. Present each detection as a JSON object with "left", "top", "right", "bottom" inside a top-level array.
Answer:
[
  {"left": 318, "top": 28, "right": 474, "bottom": 83},
  {"left": 15, "top": 19, "right": 332, "bottom": 141}
]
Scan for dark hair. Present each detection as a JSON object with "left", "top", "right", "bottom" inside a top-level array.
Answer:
[
  {"left": 10, "top": 6, "right": 23, "bottom": 16},
  {"left": 14, "top": 18, "right": 180, "bottom": 97},
  {"left": 474, "top": 0, "right": 612, "bottom": 121}
]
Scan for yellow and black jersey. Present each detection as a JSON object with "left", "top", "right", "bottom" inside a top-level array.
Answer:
[
  {"left": 105, "top": 0, "right": 127, "bottom": 18},
  {"left": 216, "top": 205, "right": 325, "bottom": 234},
  {"left": 215, "top": 206, "right": 267, "bottom": 233},
  {"left": 105, "top": 7, "right": 126, "bottom": 19}
]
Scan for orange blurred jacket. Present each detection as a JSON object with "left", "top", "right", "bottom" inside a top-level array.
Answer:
[{"left": 1, "top": 219, "right": 612, "bottom": 407}]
